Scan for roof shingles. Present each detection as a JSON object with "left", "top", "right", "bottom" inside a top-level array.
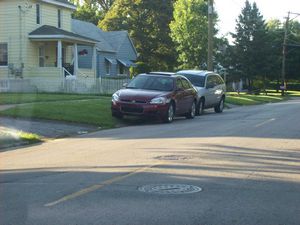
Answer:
[{"left": 29, "top": 25, "right": 97, "bottom": 43}]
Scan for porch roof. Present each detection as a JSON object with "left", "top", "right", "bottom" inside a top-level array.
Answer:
[
  {"left": 117, "top": 59, "right": 137, "bottom": 67},
  {"left": 105, "top": 57, "right": 117, "bottom": 65},
  {"left": 29, "top": 25, "right": 98, "bottom": 44}
]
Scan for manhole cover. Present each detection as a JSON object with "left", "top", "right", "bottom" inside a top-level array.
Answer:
[{"left": 138, "top": 184, "right": 202, "bottom": 194}]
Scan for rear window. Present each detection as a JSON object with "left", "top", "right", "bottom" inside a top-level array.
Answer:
[
  {"left": 177, "top": 73, "right": 205, "bottom": 87},
  {"left": 127, "top": 75, "right": 174, "bottom": 91}
]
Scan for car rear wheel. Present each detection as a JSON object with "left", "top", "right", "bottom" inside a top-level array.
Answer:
[
  {"left": 163, "top": 103, "right": 175, "bottom": 123},
  {"left": 186, "top": 101, "right": 196, "bottom": 119},
  {"left": 214, "top": 97, "right": 224, "bottom": 113}
]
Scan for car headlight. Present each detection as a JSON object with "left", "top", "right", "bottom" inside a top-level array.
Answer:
[
  {"left": 112, "top": 93, "right": 120, "bottom": 102},
  {"left": 150, "top": 97, "right": 170, "bottom": 104}
]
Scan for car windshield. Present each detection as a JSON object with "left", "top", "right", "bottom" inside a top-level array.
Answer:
[
  {"left": 127, "top": 75, "right": 174, "bottom": 91},
  {"left": 177, "top": 73, "right": 205, "bottom": 87}
]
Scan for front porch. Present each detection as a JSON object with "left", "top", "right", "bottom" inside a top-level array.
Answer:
[{"left": 27, "top": 25, "right": 98, "bottom": 80}]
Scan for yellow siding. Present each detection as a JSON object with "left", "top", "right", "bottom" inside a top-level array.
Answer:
[
  {"left": 0, "top": 0, "right": 23, "bottom": 70},
  {"left": 25, "top": 67, "right": 62, "bottom": 77},
  {"left": 62, "top": 8, "right": 72, "bottom": 31},
  {"left": 65, "top": 45, "right": 73, "bottom": 64},
  {"left": 0, "top": 0, "right": 74, "bottom": 78},
  {"left": 17, "top": 0, "right": 74, "bottom": 32},
  {"left": 24, "top": 1, "right": 73, "bottom": 76}
]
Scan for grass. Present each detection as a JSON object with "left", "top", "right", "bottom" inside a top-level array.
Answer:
[
  {"left": 0, "top": 93, "right": 100, "bottom": 105},
  {"left": 0, "top": 130, "right": 41, "bottom": 149},
  {"left": 225, "top": 90, "right": 300, "bottom": 106},
  {"left": 286, "top": 90, "right": 300, "bottom": 97},
  {"left": 0, "top": 98, "right": 118, "bottom": 128}
]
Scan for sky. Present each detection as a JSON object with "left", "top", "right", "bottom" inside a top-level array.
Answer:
[{"left": 215, "top": 0, "right": 300, "bottom": 37}]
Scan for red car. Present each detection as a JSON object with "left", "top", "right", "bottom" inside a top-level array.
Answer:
[{"left": 111, "top": 73, "right": 198, "bottom": 123}]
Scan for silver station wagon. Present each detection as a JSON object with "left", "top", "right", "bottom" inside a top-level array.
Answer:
[{"left": 176, "top": 70, "right": 226, "bottom": 115}]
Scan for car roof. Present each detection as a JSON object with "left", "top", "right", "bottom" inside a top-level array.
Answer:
[
  {"left": 140, "top": 73, "right": 189, "bottom": 80},
  {"left": 147, "top": 72, "right": 176, "bottom": 76},
  {"left": 176, "top": 70, "right": 214, "bottom": 77}
]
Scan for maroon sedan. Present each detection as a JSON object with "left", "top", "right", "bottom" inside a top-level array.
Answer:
[{"left": 111, "top": 73, "right": 198, "bottom": 123}]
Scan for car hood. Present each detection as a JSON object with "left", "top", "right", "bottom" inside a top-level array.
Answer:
[{"left": 117, "top": 89, "right": 169, "bottom": 102}]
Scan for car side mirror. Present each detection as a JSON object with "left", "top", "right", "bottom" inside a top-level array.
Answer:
[{"left": 122, "top": 83, "right": 128, "bottom": 88}]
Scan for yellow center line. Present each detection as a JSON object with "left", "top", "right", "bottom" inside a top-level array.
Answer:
[{"left": 44, "top": 163, "right": 161, "bottom": 207}]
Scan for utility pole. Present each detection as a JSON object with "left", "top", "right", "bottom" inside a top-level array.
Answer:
[
  {"left": 281, "top": 12, "right": 290, "bottom": 96},
  {"left": 207, "top": 0, "right": 213, "bottom": 71}
]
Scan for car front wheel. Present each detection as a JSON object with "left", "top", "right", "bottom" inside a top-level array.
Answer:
[
  {"left": 163, "top": 103, "right": 175, "bottom": 123},
  {"left": 214, "top": 97, "right": 224, "bottom": 113}
]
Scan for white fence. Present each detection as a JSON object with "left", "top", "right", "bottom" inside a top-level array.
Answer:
[{"left": 0, "top": 76, "right": 131, "bottom": 94}]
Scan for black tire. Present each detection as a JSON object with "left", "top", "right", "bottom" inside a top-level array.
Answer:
[
  {"left": 197, "top": 99, "right": 204, "bottom": 116},
  {"left": 163, "top": 102, "right": 175, "bottom": 123},
  {"left": 186, "top": 101, "right": 196, "bottom": 119},
  {"left": 214, "top": 97, "right": 225, "bottom": 113},
  {"left": 112, "top": 112, "right": 123, "bottom": 119}
]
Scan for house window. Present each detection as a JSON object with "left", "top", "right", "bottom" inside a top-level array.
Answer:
[
  {"left": 39, "top": 46, "right": 45, "bottom": 67},
  {"left": 58, "top": 9, "right": 62, "bottom": 28},
  {"left": 105, "top": 60, "right": 110, "bottom": 75},
  {"left": 36, "top": 4, "right": 40, "bottom": 24},
  {"left": 0, "top": 43, "right": 8, "bottom": 66}
]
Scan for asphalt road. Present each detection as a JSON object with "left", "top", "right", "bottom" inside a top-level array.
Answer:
[{"left": 1, "top": 99, "right": 300, "bottom": 225}]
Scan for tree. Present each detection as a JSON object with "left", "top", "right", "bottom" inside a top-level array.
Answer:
[
  {"left": 265, "top": 19, "right": 284, "bottom": 88},
  {"left": 231, "top": 0, "right": 269, "bottom": 90},
  {"left": 99, "top": 0, "right": 176, "bottom": 71},
  {"left": 170, "top": 0, "right": 217, "bottom": 69},
  {"left": 285, "top": 20, "right": 300, "bottom": 81},
  {"left": 264, "top": 19, "right": 300, "bottom": 87},
  {"left": 97, "top": 0, "right": 115, "bottom": 13},
  {"left": 70, "top": 0, "right": 104, "bottom": 25}
]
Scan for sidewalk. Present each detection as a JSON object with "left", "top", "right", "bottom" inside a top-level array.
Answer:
[{"left": 0, "top": 104, "right": 99, "bottom": 149}]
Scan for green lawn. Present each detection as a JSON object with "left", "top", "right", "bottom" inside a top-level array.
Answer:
[
  {"left": 286, "top": 90, "right": 300, "bottom": 97},
  {"left": 0, "top": 93, "right": 100, "bottom": 105},
  {"left": 0, "top": 91, "right": 299, "bottom": 130},
  {"left": 225, "top": 90, "right": 300, "bottom": 106},
  {"left": 0, "top": 98, "right": 118, "bottom": 128}
]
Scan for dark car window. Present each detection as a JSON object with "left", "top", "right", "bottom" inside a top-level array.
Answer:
[
  {"left": 206, "top": 75, "right": 215, "bottom": 88},
  {"left": 177, "top": 73, "right": 205, "bottom": 87},
  {"left": 127, "top": 75, "right": 174, "bottom": 91},
  {"left": 176, "top": 78, "right": 184, "bottom": 90},
  {"left": 215, "top": 75, "right": 224, "bottom": 85},
  {"left": 181, "top": 78, "right": 192, "bottom": 89}
]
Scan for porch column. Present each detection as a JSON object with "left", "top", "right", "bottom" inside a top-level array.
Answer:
[
  {"left": 74, "top": 43, "right": 78, "bottom": 76},
  {"left": 57, "top": 40, "right": 62, "bottom": 68},
  {"left": 92, "top": 45, "right": 97, "bottom": 77}
]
